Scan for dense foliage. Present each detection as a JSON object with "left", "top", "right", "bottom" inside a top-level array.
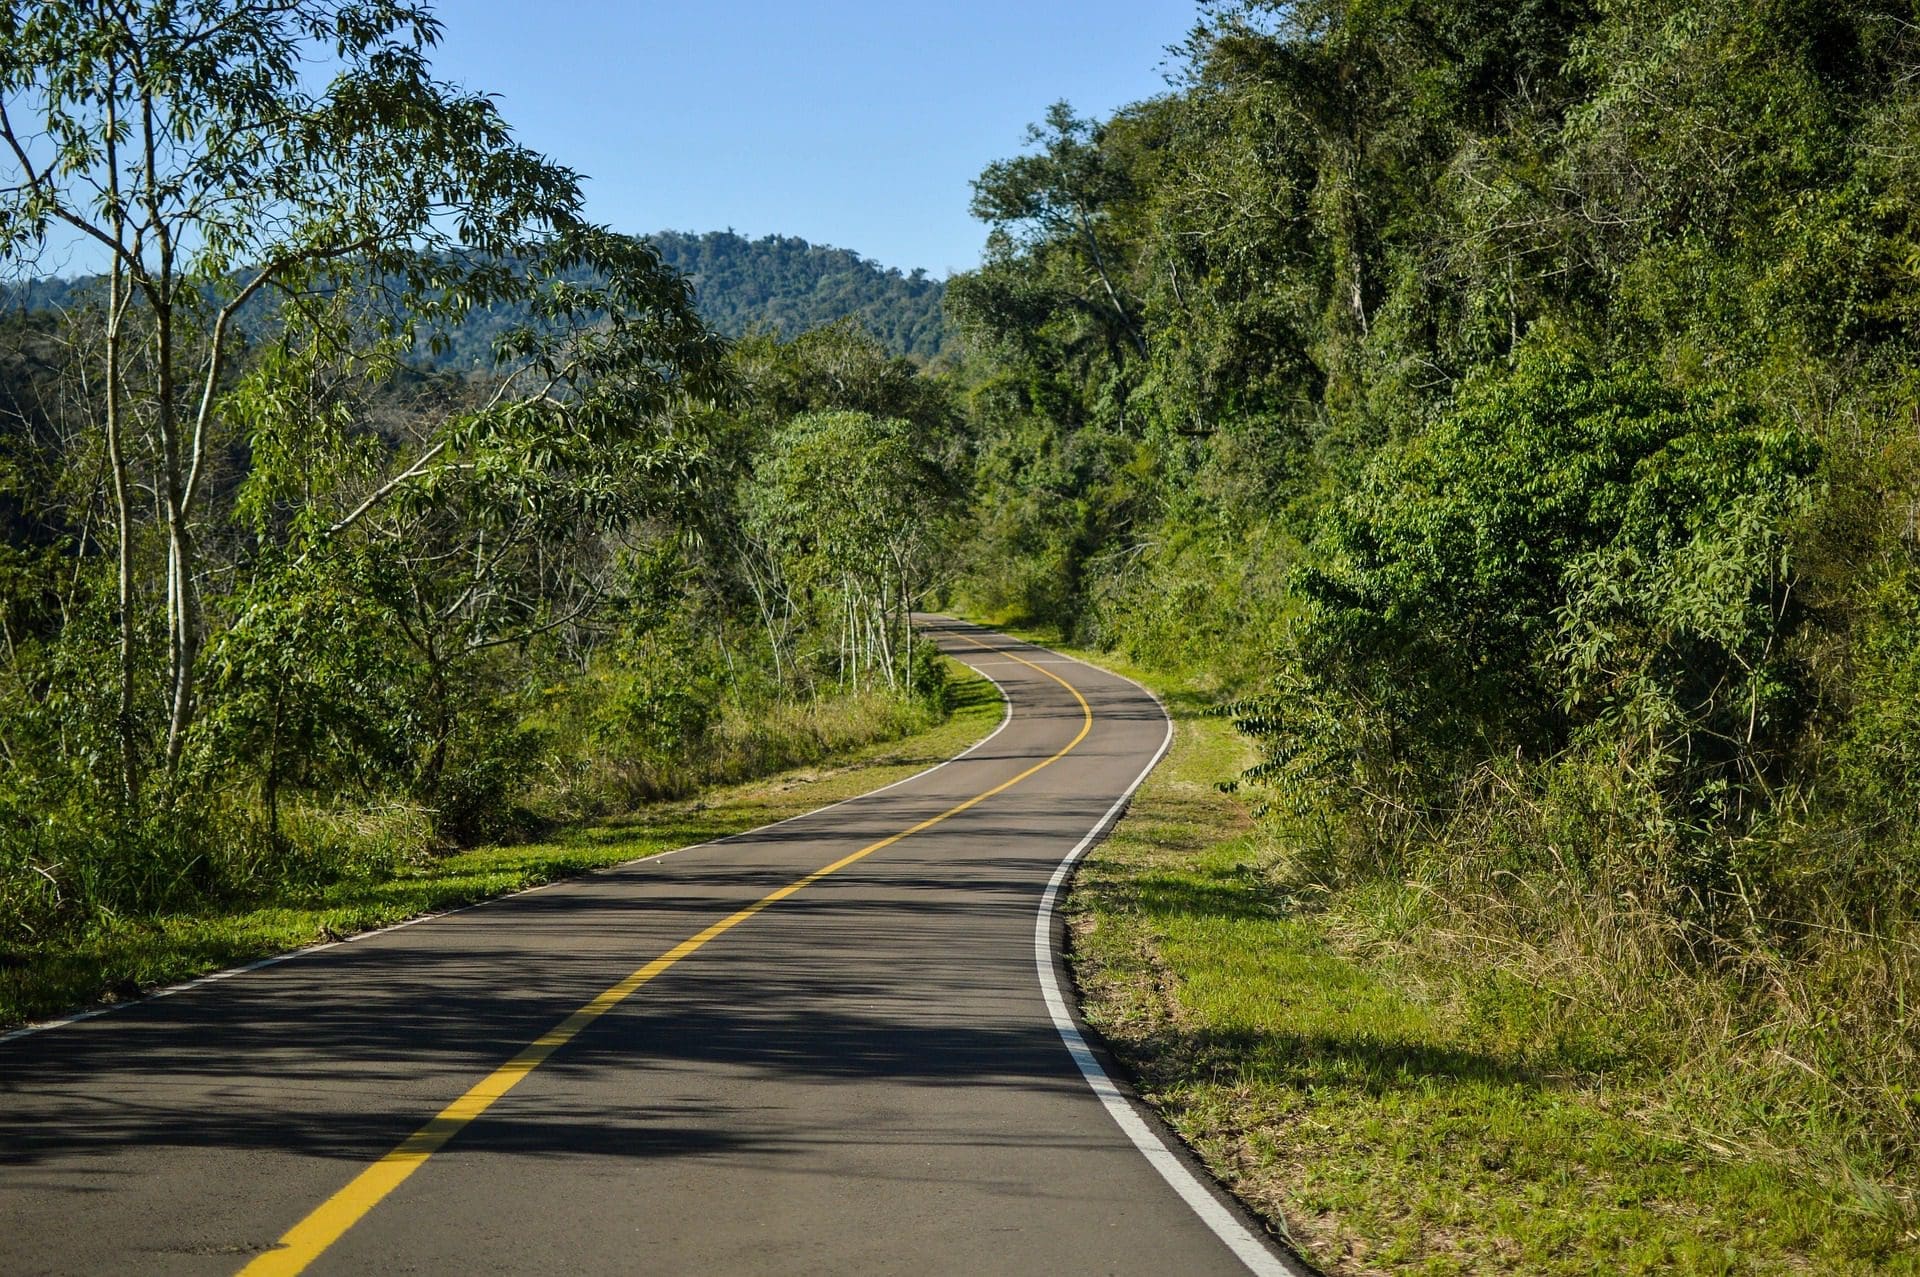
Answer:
[
  {"left": 0, "top": 2, "right": 958, "bottom": 950},
  {"left": 947, "top": 0, "right": 1920, "bottom": 1175}
]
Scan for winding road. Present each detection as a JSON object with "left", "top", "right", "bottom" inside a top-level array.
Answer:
[{"left": 0, "top": 619, "right": 1303, "bottom": 1275}]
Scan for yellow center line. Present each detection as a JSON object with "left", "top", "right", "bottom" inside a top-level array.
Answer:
[{"left": 240, "top": 636, "right": 1092, "bottom": 1276}]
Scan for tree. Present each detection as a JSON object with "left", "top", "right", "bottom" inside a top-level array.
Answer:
[
  {"left": 0, "top": 0, "right": 588, "bottom": 799},
  {"left": 970, "top": 101, "right": 1150, "bottom": 364},
  {"left": 744, "top": 411, "right": 955, "bottom": 692},
  {"left": 215, "top": 226, "right": 728, "bottom": 838}
]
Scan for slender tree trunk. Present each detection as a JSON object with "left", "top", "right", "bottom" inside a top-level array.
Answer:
[
  {"left": 1334, "top": 145, "right": 1369, "bottom": 338},
  {"left": 102, "top": 70, "right": 140, "bottom": 807},
  {"left": 135, "top": 75, "right": 200, "bottom": 774},
  {"left": 164, "top": 510, "right": 199, "bottom": 770},
  {"left": 852, "top": 584, "right": 868, "bottom": 692},
  {"left": 265, "top": 685, "right": 284, "bottom": 840},
  {"left": 879, "top": 577, "right": 897, "bottom": 691},
  {"left": 899, "top": 559, "right": 914, "bottom": 693},
  {"left": 874, "top": 585, "right": 893, "bottom": 691},
  {"left": 1076, "top": 207, "right": 1146, "bottom": 360},
  {"left": 743, "top": 551, "right": 787, "bottom": 688},
  {"left": 159, "top": 287, "right": 200, "bottom": 758},
  {"left": 157, "top": 315, "right": 200, "bottom": 771},
  {"left": 105, "top": 261, "right": 138, "bottom": 806}
]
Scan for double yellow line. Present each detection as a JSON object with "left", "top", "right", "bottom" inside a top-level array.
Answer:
[{"left": 241, "top": 638, "right": 1091, "bottom": 1276}]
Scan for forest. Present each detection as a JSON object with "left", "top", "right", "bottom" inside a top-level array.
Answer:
[
  {"left": 648, "top": 230, "right": 950, "bottom": 361},
  {"left": 2, "top": 0, "right": 1918, "bottom": 1266},
  {"left": 943, "top": 0, "right": 1920, "bottom": 1259}
]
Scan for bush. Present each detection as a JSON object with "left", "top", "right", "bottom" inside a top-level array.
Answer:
[
  {"left": 909, "top": 638, "right": 953, "bottom": 712},
  {"left": 1241, "top": 339, "right": 1823, "bottom": 918}
]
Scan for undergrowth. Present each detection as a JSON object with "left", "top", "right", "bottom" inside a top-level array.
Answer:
[
  {"left": 1034, "top": 629, "right": 1920, "bottom": 1274},
  {"left": 0, "top": 663, "right": 997, "bottom": 1029}
]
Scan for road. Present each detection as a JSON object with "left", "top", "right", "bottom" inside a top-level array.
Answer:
[{"left": 0, "top": 619, "right": 1302, "bottom": 1276}]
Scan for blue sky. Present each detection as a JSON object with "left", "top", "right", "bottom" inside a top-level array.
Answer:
[{"left": 428, "top": 2, "right": 1199, "bottom": 278}]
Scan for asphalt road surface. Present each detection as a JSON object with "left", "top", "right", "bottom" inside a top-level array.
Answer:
[{"left": 0, "top": 619, "right": 1303, "bottom": 1276}]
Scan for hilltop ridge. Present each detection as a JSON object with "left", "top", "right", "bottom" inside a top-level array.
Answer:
[
  {"left": 651, "top": 230, "right": 948, "bottom": 361},
  {"left": 1, "top": 228, "right": 951, "bottom": 365}
]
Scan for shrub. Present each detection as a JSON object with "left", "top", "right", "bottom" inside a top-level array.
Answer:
[{"left": 1241, "top": 339, "right": 1823, "bottom": 917}]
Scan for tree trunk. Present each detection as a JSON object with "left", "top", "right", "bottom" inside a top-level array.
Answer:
[
  {"left": 264, "top": 685, "right": 284, "bottom": 840},
  {"left": 105, "top": 261, "right": 139, "bottom": 806},
  {"left": 875, "top": 579, "right": 896, "bottom": 691},
  {"left": 164, "top": 510, "right": 200, "bottom": 770},
  {"left": 901, "top": 564, "right": 915, "bottom": 693},
  {"left": 1077, "top": 207, "right": 1147, "bottom": 361},
  {"left": 157, "top": 314, "right": 201, "bottom": 772},
  {"left": 102, "top": 74, "right": 140, "bottom": 808},
  {"left": 139, "top": 81, "right": 200, "bottom": 776}
]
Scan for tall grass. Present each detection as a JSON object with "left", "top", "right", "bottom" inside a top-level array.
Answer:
[
  {"left": 0, "top": 679, "right": 947, "bottom": 953},
  {"left": 610, "top": 691, "right": 941, "bottom": 802},
  {"left": 1278, "top": 762, "right": 1920, "bottom": 1218},
  {"left": 529, "top": 688, "right": 942, "bottom": 820}
]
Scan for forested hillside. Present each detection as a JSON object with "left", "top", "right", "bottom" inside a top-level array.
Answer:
[
  {"left": 943, "top": 0, "right": 1920, "bottom": 1263},
  {"left": 397, "top": 231, "right": 949, "bottom": 368},
  {"left": 2, "top": 229, "right": 951, "bottom": 365},
  {"left": 650, "top": 230, "right": 949, "bottom": 360}
]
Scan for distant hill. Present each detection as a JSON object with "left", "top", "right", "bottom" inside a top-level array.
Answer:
[
  {"left": 0, "top": 275, "right": 99, "bottom": 315},
  {"left": 650, "top": 231, "right": 948, "bottom": 361},
  {"left": 1, "top": 230, "right": 951, "bottom": 366}
]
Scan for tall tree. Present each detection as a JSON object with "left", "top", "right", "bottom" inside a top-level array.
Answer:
[
  {"left": 744, "top": 411, "right": 955, "bottom": 692},
  {"left": 0, "top": 0, "right": 589, "bottom": 797}
]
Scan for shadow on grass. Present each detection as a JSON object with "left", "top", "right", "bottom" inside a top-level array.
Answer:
[
  {"left": 1175, "top": 1025, "right": 1540, "bottom": 1095},
  {"left": 945, "top": 673, "right": 1003, "bottom": 718},
  {"left": 1095, "top": 868, "right": 1291, "bottom": 924},
  {"left": 1161, "top": 689, "right": 1225, "bottom": 722}
]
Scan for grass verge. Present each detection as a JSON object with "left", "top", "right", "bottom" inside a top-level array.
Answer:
[
  {"left": 0, "top": 665, "right": 1003, "bottom": 1031},
  {"left": 990, "top": 622, "right": 1919, "bottom": 1276}
]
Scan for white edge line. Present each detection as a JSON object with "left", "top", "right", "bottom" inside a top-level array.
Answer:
[
  {"left": 0, "top": 648, "right": 1016, "bottom": 1048},
  {"left": 1023, "top": 641, "right": 1308, "bottom": 1277}
]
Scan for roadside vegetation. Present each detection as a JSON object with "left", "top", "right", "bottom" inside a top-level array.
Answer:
[
  {"left": 947, "top": 0, "right": 1920, "bottom": 1265},
  {"left": 1036, "top": 634, "right": 1918, "bottom": 1273},
  {"left": 0, "top": 2, "right": 964, "bottom": 1027},
  {"left": 1, "top": 664, "right": 1000, "bottom": 1029}
]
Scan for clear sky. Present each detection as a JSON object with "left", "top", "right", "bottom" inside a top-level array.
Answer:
[{"left": 427, "top": 1, "right": 1198, "bottom": 278}]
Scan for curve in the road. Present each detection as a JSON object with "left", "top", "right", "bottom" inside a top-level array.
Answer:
[
  {"left": 242, "top": 635, "right": 1099, "bottom": 1277},
  {"left": 0, "top": 620, "right": 1307, "bottom": 1277}
]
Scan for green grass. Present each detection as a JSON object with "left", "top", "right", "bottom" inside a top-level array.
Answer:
[
  {"left": 0, "top": 667, "right": 1004, "bottom": 1030},
  {"left": 1026, "top": 631, "right": 1920, "bottom": 1275}
]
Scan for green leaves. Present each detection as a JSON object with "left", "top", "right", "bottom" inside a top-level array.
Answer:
[
  {"left": 743, "top": 409, "right": 957, "bottom": 691},
  {"left": 746, "top": 410, "right": 947, "bottom": 584},
  {"left": 1246, "top": 341, "right": 1821, "bottom": 865}
]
